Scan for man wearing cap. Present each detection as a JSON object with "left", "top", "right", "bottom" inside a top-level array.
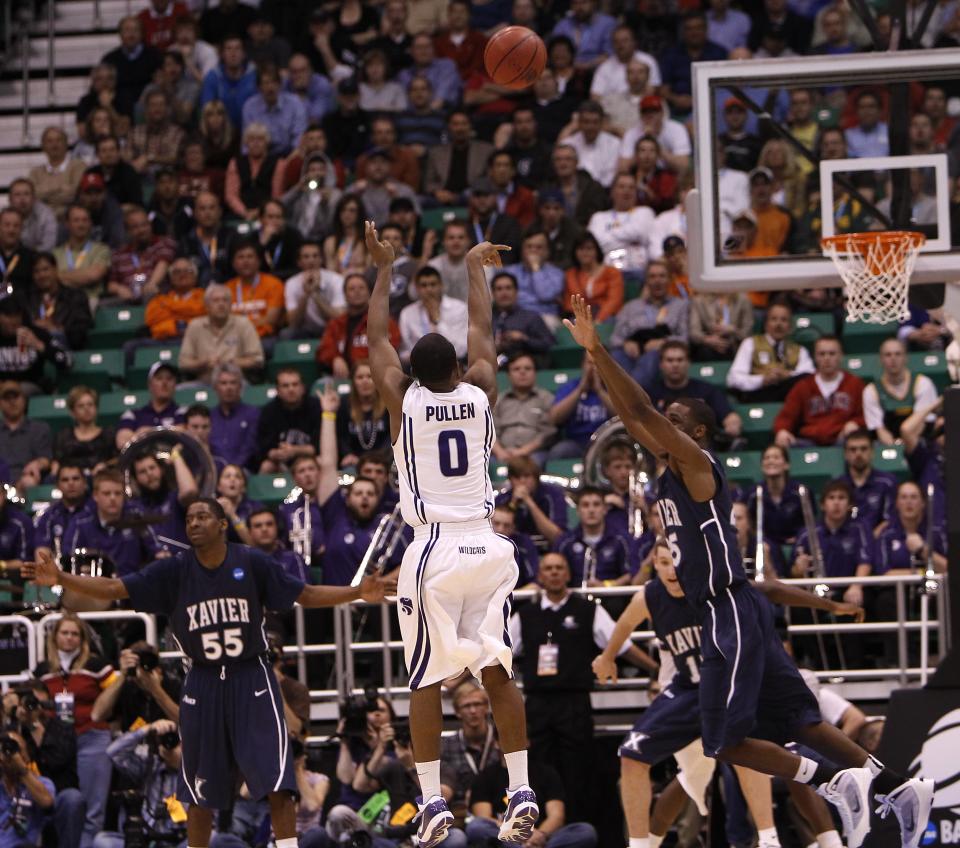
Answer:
[
  {"left": 719, "top": 99, "right": 762, "bottom": 172},
  {"left": 115, "top": 362, "right": 187, "bottom": 450},
  {"left": 320, "top": 78, "right": 371, "bottom": 165},
  {"left": 424, "top": 111, "right": 493, "bottom": 206},
  {"left": 242, "top": 63, "right": 308, "bottom": 157},
  {"left": 75, "top": 170, "right": 126, "bottom": 250},
  {"left": 559, "top": 100, "right": 621, "bottom": 188},
  {"left": 347, "top": 148, "right": 420, "bottom": 227},
  {"left": 589, "top": 23, "right": 662, "bottom": 97},
  {"left": 465, "top": 178, "right": 522, "bottom": 255},
  {"left": 106, "top": 206, "right": 176, "bottom": 304},
  {"left": 533, "top": 188, "right": 584, "bottom": 270},
  {"left": 748, "top": 167, "right": 793, "bottom": 255},
  {"left": 617, "top": 94, "right": 692, "bottom": 174},
  {"left": 0, "top": 209, "right": 36, "bottom": 295},
  {"left": 199, "top": 36, "right": 257, "bottom": 131}
]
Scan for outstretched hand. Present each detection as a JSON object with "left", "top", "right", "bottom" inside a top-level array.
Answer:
[
  {"left": 563, "top": 294, "right": 600, "bottom": 353},
  {"left": 359, "top": 570, "right": 399, "bottom": 603},
  {"left": 830, "top": 599, "right": 865, "bottom": 623},
  {"left": 364, "top": 220, "right": 395, "bottom": 268},
  {"left": 467, "top": 241, "right": 511, "bottom": 268},
  {"left": 20, "top": 549, "right": 59, "bottom": 587}
]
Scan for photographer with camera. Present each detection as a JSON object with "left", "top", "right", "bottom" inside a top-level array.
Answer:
[
  {"left": 334, "top": 692, "right": 397, "bottom": 814},
  {"left": 91, "top": 643, "right": 180, "bottom": 732},
  {"left": 7, "top": 682, "right": 84, "bottom": 848},
  {"left": 0, "top": 730, "right": 55, "bottom": 848},
  {"left": 93, "top": 718, "right": 186, "bottom": 848}
]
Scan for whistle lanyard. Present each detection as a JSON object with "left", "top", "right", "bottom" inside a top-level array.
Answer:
[
  {"left": 65, "top": 242, "right": 91, "bottom": 270},
  {"left": 460, "top": 724, "right": 495, "bottom": 775},
  {"left": 201, "top": 236, "right": 217, "bottom": 264},
  {"left": 0, "top": 253, "right": 19, "bottom": 281}
]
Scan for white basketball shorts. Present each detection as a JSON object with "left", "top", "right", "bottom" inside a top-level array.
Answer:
[{"left": 397, "top": 519, "right": 519, "bottom": 690}]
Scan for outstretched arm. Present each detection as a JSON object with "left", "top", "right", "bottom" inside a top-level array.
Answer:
[
  {"left": 297, "top": 571, "right": 396, "bottom": 608},
  {"left": 463, "top": 241, "right": 510, "bottom": 406},
  {"left": 365, "top": 221, "right": 411, "bottom": 443},
  {"left": 753, "top": 578, "right": 865, "bottom": 621},
  {"left": 564, "top": 296, "right": 714, "bottom": 501},
  {"left": 22, "top": 550, "right": 129, "bottom": 601}
]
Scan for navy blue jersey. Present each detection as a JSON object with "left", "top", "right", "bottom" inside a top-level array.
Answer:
[
  {"left": 121, "top": 544, "right": 305, "bottom": 666},
  {"left": 656, "top": 451, "right": 747, "bottom": 611},
  {"left": 645, "top": 577, "right": 702, "bottom": 689}
]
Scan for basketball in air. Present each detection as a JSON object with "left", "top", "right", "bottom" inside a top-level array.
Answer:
[{"left": 484, "top": 26, "right": 547, "bottom": 90}]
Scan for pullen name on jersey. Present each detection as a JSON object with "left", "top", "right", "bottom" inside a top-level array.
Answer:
[
  {"left": 424, "top": 403, "right": 476, "bottom": 422},
  {"left": 186, "top": 598, "right": 252, "bottom": 631}
]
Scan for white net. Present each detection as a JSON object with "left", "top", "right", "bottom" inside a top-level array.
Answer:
[{"left": 821, "top": 232, "right": 925, "bottom": 324}]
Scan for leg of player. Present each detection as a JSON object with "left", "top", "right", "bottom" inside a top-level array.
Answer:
[
  {"left": 187, "top": 805, "right": 215, "bottom": 848},
  {"left": 481, "top": 664, "right": 539, "bottom": 844},
  {"left": 649, "top": 778, "right": 690, "bottom": 848},
  {"left": 733, "top": 766, "right": 781, "bottom": 848},
  {"left": 408, "top": 681, "right": 454, "bottom": 848},
  {"left": 267, "top": 791, "right": 298, "bottom": 847},
  {"left": 787, "top": 783, "right": 844, "bottom": 848},
  {"left": 620, "top": 758, "right": 653, "bottom": 848}
]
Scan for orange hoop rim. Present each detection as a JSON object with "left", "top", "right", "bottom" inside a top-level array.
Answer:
[{"left": 821, "top": 230, "right": 926, "bottom": 254}]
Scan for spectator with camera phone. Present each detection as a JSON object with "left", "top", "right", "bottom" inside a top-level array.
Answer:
[
  {"left": 91, "top": 642, "right": 181, "bottom": 732},
  {"left": 94, "top": 718, "right": 186, "bottom": 848},
  {"left": 5, "top": 682, "right": 84, "bottom": 848},
  {"left": 0, "top": 730, "right": 55, "bottom": 848}
]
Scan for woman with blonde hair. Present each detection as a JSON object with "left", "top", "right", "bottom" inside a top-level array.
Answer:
[
  {"left": 224, "top": 122, "right": 283, "bottom": 221},
  {"left": 757, "top": 138, "right": 807, "bottom": 219},
  {"left": 335, "top": 361, "right": 390, "bottom": 466},
  {"left": 34, "top": 613, "right": 118, "bottom": 846},
  {"left": 200, "top": 99, "right": 239, "bottom": 173}
]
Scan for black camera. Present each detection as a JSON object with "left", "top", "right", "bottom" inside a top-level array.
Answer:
[
  {"left": 148, "top": 729, "right": 180, "bottom": 750},
  {"left": 113, "top": 789, "right": 148, "bottom": 848},
  {"left": 127, "top": 647, "right": 160, "bottom": 678},
  {"left": 339, "top": 687, "right": 380, "bottom": 738},
  {"left": 345, "top": 831, "right": 372, "bottom": 848},
  {"left": 392, "top": 722, "right": 411, "bottom": 748},
  {"left": 0, "top": 734, "right": 20, "bottom": 757}
]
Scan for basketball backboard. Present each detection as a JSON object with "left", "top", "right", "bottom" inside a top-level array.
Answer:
[{"left": 686, "top": 48, "right": 960, "bottom": 292}]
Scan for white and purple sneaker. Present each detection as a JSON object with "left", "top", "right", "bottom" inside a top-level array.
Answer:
[
  {"left": 875, "top": 777, "right": 936, "bottom": 848},
  {"left": 414, "top": 795, "right": 454, "bottom": 848},
  {"left": 498, "top": 785, "right": 539, "bottom": 844}
]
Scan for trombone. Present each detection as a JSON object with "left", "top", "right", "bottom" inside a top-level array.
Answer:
[{"left": 351, "top": 504, "right": 405, "bottom": 588}]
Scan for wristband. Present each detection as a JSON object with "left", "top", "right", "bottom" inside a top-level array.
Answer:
[
  {"left": 602, "top": 579, "right": 615, "bottom": 587},
  {"left": 322, "top": 411, "right": 336, "bottom": 421}
]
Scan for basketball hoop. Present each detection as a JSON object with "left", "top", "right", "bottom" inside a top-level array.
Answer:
[{"left": 821, "top": 231, "right": 925, "bottom": 324}]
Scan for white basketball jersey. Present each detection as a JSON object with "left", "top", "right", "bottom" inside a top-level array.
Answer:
[{"left": 393, "top": 381, "right": 495, "bottom": 526}]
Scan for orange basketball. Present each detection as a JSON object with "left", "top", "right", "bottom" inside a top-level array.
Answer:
[{"left": 484, "top": 26, "right": 547, "bottom": 90}]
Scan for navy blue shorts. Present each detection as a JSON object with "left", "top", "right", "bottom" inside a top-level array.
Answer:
[
  {"left": 177, "top": 657, "right": 296, "bottom": 809},
  {"left": 618, "top": 682, "right": 702, "bottom": 764},
  {"left": 700, "top": 583, "right": 822, "bottom": 757}
]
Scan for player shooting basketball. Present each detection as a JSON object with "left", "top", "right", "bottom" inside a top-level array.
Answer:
[
  {"left": 564, "top": 294, "right": 933, "bottom": 848},
  {"left": 364, "top": 220, "right": 538, "bottom": 847},
  {"left": 23, "top": 497, "right": 393, "bottom": 848}
]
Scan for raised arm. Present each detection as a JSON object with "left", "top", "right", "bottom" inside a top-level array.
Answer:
[
  {"left": 364, "top": 221, "right": 410, "bottom": 443},
  {"left": 22, "top": 549, "right": 129, "bottom": 601},
  {"left": 564, "top": 295, "right": 714, "bottom": 500},
  {"left": 463, "top": 241, "right": 510, "bottom": 406}
]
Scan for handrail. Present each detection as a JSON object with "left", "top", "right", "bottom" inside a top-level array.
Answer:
[
  {"left": 35, "top": 611, "right": 158, "bottom": 660},
  {"left": 46, "top": 0, "right": 54, "bottom": 105},
  {"left": 20, "top": 8, "right": 30, "bottom": 147},
  {"left": 0, "top": 615, "right": 37, "bottom": 687}
]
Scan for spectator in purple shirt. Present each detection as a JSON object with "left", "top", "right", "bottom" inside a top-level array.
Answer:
[
  {"left": 277, "top": 455, "right": 326, "bottom": 567},
  {"left": 553, "top": 486, "right": 635, "bottom": 586},
  {"left": 551, "top": 0, "right": 617, "bottom": 69},
  {"left": 34, "top": 463, "right": 92, "bottom": 559},
  {"left": 0, "top": 484, "right": 35, "bottom": 570},
  {"left": 547, "top": 354, "right": 614, "bottom": 460},
  {"left": 248, "top": 507, "right": 311, "bottom": 583},
  {"left": 115, "top": 362, "right": 186, "bottom": 450},
  {"left": 900, "top": 396, "right": 945, "bottom": 527},
  {"left": 834, "top": 429, "right": 898, "bottom": 535},
  {"left": 874, "top": 480, "right": 947, "bottom": 576},
  {"left": 208, "top": 364, "right": 261, "bottom": 471},
  {"left": 494, "top": 456, "right": 569, "bottom": 550},
  {"left": 492, "top": 504, "right": 539, "bottom": 588}
]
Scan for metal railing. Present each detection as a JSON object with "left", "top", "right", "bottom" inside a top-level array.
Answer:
[{"left": 0, "top": 615, "right": 37, "bottom": 686}]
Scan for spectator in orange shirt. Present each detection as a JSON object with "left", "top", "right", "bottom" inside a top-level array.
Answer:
[
  {"left": 434, "top": 0, "right": 488, "bottom": 80},
  {"left": 749, "top": 166, "right": 793, "bottom": 255},
  {"left": 144, "top": 256, "right": 207, "bottom": 340},
  {"left": 224, "top": 238, "right": 285, "bottom": 345},
  {"left": 662, "top": 235, "right": 692, "bottom": 299},
  {"left": 563, "top": 232, "right": 624, "bottom": 323},
  {"left": 726, "top": 208, "right": 778, "bottom": 308},
  {"left": 488, "top": 151, "right": 537, "bottom": 228}
]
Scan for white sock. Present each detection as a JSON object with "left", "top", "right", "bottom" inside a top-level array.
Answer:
[
  {"left": 816, "top": 830, "right": 843, "bottom": 848},
  {"left": 794, "top": 756, "right": 819, "bottom": 784},
  {"left": 864, "top": 755, "right": 884, "bottom": 778},
  {"left": 758, "top": 826, "right": 781, "bottom": 847},
  {"left": 629, "top": 838, "right": 649, "bottom": 848},
  {"left": 416, "top": 760, "right": 442, "bottom": 802},
  {"left": 650, "top": 834, "right": 664, "bottom": 848},
  {"left": 276, "top": 839, "right": 298, "bottom": 848},
  {"left": 505, "top": 750, "right": 529, "bottom": 791}
]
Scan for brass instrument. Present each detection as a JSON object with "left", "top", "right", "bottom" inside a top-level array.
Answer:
[
  {"left": 581, "top": 546, "right": 597, "bottom": 589},
  {"left": 753, "top": 484, "right": 765, "bottom": 583},
  {"left": 351, "top": 504, "right": 405, "bottom": 588},
  {"left": 285, "top": 487, "right": 313, "bottom": 567},
  {"left": 119, "top": 429, "right": 217, "bottom": 498}
]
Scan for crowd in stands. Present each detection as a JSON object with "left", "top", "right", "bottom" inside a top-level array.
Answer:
[{"left": 0, "top": 0, "right": 954, "bottom": 845}]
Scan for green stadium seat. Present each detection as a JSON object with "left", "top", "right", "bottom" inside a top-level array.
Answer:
[
  {"left": 843, "top": 319, "right": 898, "bottom": 354},
  {"left": 25, "top": 484, "right": 59, "bottom": 512},
  {"left": 544, "top": 458, "right": 584, "bottom": 480},
  {"left": 624, "top": 277, "right": 643, "bottom": 301},
  {"left": 720, "top": 451, "right": 762, "bottom": 486},
  {"left": 128, "top": 346, "right": 180, "bottom": 388},
  {"left": 420, "top": 207, "right": 467, "bottom": 231},
  {"left": 247, "top": 473, "right": 294, "bottom": 506},
  {"left": 310, "top": 379, "right": 351, "bottom": 397},
  {"left": 790, "top": 445, "right": 845, "bottom": 493},
  {"left": 242, "top": 384, "right": 277, "bottom": 406},
  {"left": 691, "top": 361, "right": 731, "bottom": 386},
  {"left": 792, "top": 313, "right": 833, "bottom": 349},
  {"left": 874, "top": 444, "right": 909, "bottom": 481},
  {"left": 551, "top": 321, "right": 611, "bottom": 368},
  {"left": 88, "top": 306, "right": 146, "bottom": 348},
  {"left": 908, "top": 351, "right": 950, "bottom": 391},
  {"left": 27, "top": 395, "right": 73, "bottom": 433},
  {"left": 490, "top": 462, "right": 508, "bottom": 484},
  {"left": 175, "top": 386, "right": 216, "bottom": 407},
  {"left": 843, "top": 353, "right": 880, "bottom": 382},
  {"left": 537, "top": 369, "right": 577, "bottom": 392},
  {"left": 267, "top": 339, "right": 319, "bottom": 385},
  {"left": 734, "top": 403, "right": 781, "bottom": 449},
  {"left": 60, "top": 349, "right": 125, "bottom": 393},
  {"left": 99, "top": 390, "right": 150, "bottom": 426}
]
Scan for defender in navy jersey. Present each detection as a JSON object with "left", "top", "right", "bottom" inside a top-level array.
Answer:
[
  {"left": 565, "top": 296, "right": 933, "bottom": 848},
  {"left": 23, "top": 497, "right": 392, "bottom": 848},
  {"left": 594, "top": 538, "right": 865, "bottom": 848}
]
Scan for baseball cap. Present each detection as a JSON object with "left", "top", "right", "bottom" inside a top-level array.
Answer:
[
  {"left": 366, "top": 146, "right": 391, "bottom": 161},
  {"left": 724, "top": 97, "right": 746, "bottom": 111},
  {"left": 148, "top": 362, "right": 179, "bottom": 382},
  {"left": 640, "top": 95, "right": 663, "bottom": 112},
  {"left": 388, "top": 196, "right": 415, "bottom": 213},
  {"left": 748, "top": 166, "right": 774, "bottom": 183},
  {"left": 662, "top": 235, "right": 686, "bottom": 254},
  {"left": 79, "top": 171, "right": 106, "bottom": 191}
]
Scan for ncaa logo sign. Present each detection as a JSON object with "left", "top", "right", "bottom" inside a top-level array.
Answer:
[{"left": 910, "top": 708, "right": 960, "bottom": 844}]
